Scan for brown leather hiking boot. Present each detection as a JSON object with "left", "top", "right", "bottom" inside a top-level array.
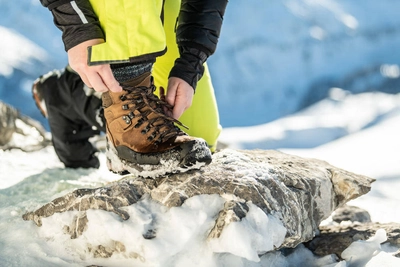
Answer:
[{"left": 102, "top": 72, "right": 212, "bottom": 177}]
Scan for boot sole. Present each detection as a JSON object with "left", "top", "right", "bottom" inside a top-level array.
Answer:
[{"left": 106, "top": 138, "right": 212, "bottom": 178}]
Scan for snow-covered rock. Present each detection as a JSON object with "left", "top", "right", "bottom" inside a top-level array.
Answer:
[{"left": 22, "top": 149, "right": 374, "bottom": 265}]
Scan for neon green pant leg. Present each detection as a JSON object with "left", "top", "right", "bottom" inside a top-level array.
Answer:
[{"left": 152, "top": 0, "right": 221, "bottom": 151}]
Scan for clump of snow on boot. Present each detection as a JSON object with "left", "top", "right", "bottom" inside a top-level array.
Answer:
[{"left": 106, "top": 138, "right": 212, "bottom": 178}]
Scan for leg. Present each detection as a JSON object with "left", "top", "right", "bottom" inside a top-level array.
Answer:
[
  {"left": 33, "top": 67, "right": 104, "bottom": 168},
  {"left": 152, "top": 0, "right": 222, "bottom": 152}
]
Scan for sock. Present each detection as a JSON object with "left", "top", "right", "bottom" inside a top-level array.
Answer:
[{"left": 111, "top": 61, "right": 154, "bottom": 84}]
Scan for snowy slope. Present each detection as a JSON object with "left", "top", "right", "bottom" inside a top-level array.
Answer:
[
  {"left": 220, "top": 90, "right": 400, "bottom": 151},
  {"left": 209, "top": 0, "right": 400, "bottom": 126},
  {"left": 220, "top": 91, "right": 400, "bottom": 224},
  {"left": 0, "top": 0, "right": 66, "bottom": 129}
]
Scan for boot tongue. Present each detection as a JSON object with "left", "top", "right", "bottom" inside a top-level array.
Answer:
[
  {"left": 101, "top": 92, "right": 113, "bottom": 108},
  {"left": 102, "top": 72, "right": 152, "bottom": 108},
  {"left": 121, "top": 72, "right": 151, "bottom": 88}
]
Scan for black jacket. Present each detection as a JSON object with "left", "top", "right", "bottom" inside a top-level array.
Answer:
[{"left": 39, "top": 0, "right": 228, "bottom": 89}]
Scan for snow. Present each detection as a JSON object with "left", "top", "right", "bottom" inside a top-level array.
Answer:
[
  {"left": 0, "top": 26, "right": 48, "bottom": 77},
  {"left": 104, "top": 137, "right": 211, "bottom": 178},
  {"left": 1, "top": 0, "right": 400, "bottom": 266},
  {"left": 209, "top": 0, "right": 400, "bottom": 127},
  {"left": 1, "top": 91, "right": 400, "bottom": 266},
  {"left": 341, "top": 229, "right": 387, "bottom": 267},
  {"left": 222, "top": 91, "right": 400, "bottom": 225}
]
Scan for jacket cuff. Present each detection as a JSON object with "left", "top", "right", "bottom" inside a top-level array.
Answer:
[
  {"left": 62, "top": 24, "right": 105, "bottom": 51},
  {"left": 48, "top": 0, "right": 105, "bottom": 51},
  {"left": 168, "top": 47, "right": 208, "bottom": 91}
]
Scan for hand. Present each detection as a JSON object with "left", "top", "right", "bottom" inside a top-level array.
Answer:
[
  {"left": 165, "top": 77, "right": 194, "bottom": 119},
  {"left": 67, "top": 39, "right": 122, "bottom": 93}
]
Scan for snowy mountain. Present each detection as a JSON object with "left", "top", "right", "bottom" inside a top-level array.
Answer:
[
  {"left": 0, "top": 0, "right": 66, "bottom": 129},
  {"left": 209, "top": 0, "right": 400, "bottom": 126},
  {"left": 1, "top": 0, "right": 400, "bottom": 129}
]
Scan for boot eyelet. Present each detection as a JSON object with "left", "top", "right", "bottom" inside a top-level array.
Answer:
[
  {"left": 122, "top": 104, "right": 129, "bottom": 110},
  {"left": 134, "top": 118, "right": 144, "bottom": 128},
  {"left": 141, "top": 127, "right": 150, "bottom": 134},
  {"left": 122, "top": 115, "right": 131, "bottom": 124}
]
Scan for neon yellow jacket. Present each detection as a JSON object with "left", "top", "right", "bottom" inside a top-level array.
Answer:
[
  {"left": 88, "top": 0, "right": 167, "bottom": 65},
  {"left": 41, "top": 0, "right": 227, "bottom": 68}
]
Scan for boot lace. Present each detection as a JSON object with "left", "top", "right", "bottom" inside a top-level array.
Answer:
[{"left": 120, "top": 82, "right": 189, "bottom": 145}]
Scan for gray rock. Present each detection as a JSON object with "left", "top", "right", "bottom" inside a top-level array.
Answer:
[
  {"left": 0, "top": 100, "right": 49, "bottom": 151},
  {"left": 23, "top": 149, "right": 374, "bottom": 252},
  {"left": 332, "top": 205, "right": 372, "bottom": 223},
  {"left": 0, "top": 100, "right": 18, "bottom": 146}
]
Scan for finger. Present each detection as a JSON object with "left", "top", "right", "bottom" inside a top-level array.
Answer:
[
  {"left": 87, "top": 72, "right": 109, "bottom": 92},
  {"left": 160, "top": 86, "right": 173, "bottom": 115},
  {"left": 172, "top": 101, "right": 187, "bottom": 119},
  {"left": 159, "top": 86, "right": 166, "bottom": 102},
  {"left": 99, "top": 66, "right": 122, "bottom": 92},
  {"left": 79, "top": 73, "right": 92, "bottom": 89},
  {"left": 164, "top": 109, "right": 173, "bottom": 118},
  {"left": 166, "top": 81, "right": 178, "bottom": 106}
]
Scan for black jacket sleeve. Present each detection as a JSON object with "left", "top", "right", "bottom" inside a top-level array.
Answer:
[
  {"left": 40, "top": 0, "right": 104, "bottom": 51},
  {"left": 169, "top": 0, "right": 228, "bottom": 90}
]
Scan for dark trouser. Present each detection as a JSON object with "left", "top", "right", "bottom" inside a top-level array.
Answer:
[{"left": 39, "top": 66, "right": 105, "bottom": 168}]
